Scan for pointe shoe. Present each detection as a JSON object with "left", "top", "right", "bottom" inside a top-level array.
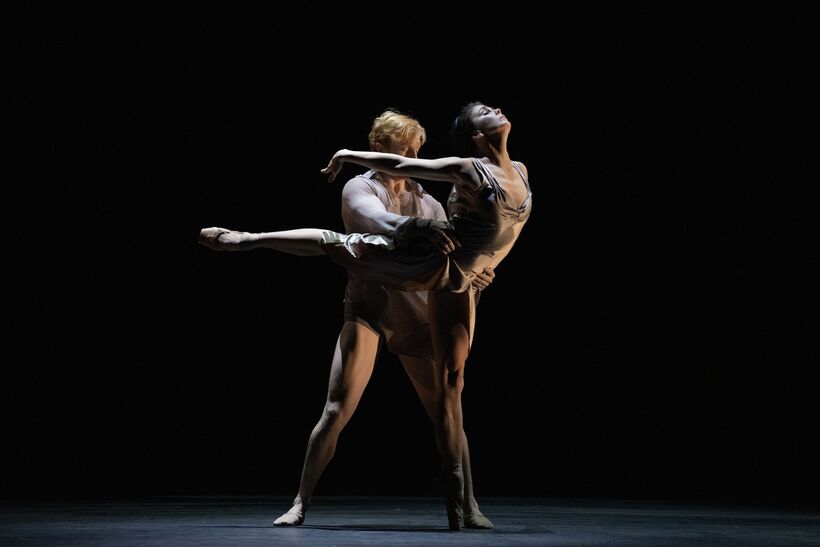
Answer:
[
  {"left": 442, "top": 464, "right": 465, "bottom": 530},
  {"left": 463, "top": 510, "right": 494, "bottom": 529},
  {"left": 199, "top": 227, "right": 229, "bottom": 250}
]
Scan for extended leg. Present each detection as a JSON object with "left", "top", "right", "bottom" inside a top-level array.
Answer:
[{"left": 200, "top": 227, "right": 344, "bottom": 256}]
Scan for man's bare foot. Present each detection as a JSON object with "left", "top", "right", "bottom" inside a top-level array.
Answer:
[
  {"left": 273, "top": 503, "right": 306, "bottom": 527},
  {"left": 464, "top": 509, "right": 494, "bottom": 529}
]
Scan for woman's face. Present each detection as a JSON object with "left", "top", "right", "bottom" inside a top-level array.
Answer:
[{"left": 471, "top": 104, "right": 510, "bottom": 135}]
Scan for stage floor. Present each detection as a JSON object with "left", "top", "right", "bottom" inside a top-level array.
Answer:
[{"left": 1, "top": 496, "right": 818, "bottom": 545}]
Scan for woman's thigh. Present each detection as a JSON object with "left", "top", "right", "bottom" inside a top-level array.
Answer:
[{"left": 428, "top": 291, "right": 474, "bottom": 373}]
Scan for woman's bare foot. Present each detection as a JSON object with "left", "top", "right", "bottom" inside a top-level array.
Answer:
[{"left": 273, "top": 502, "right": 306, "bottom": 527}]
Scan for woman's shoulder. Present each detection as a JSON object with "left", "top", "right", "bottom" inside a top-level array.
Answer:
[
  {"left": 512, "top": 160, "right": 529, "bottom": 179},
  {"left": 461, "top": 157, "right": 495, "bottom": 189},
  {"left": 470, "top": 156, "right": 494, "bottom": 174}
]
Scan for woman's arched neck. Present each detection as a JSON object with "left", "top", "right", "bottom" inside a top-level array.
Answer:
[
  {"left": 478, "top": 133, "right": 512, "bottom": 167},
  {"left": 480, "top": 146, "right": 512, "bottom": 168}
]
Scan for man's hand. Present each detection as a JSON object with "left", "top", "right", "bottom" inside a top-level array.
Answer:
[
  {"left": 421, "top": 220, "right": 459, "bottom": 254},
  {"left": 471, "top": 267, "right": 495, "bottom": 291},
  {"left": 395, "top": 218, "right": 460, "bottom": 255}
]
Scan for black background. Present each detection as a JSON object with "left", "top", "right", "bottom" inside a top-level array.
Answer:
[{"left": 6, "top": 3, "right": 816, "bottom": 505}]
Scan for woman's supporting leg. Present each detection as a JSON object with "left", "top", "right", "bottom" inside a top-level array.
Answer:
[
  {"left": 399, "top": 354, "right": 493, "bottom": 529},
  {"left": 428, "top": 290, "right": 473, "bottom": 530}
]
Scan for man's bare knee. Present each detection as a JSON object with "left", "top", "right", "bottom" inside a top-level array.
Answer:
[
  {"left": 445, "top": 369, "right": 464, "bottom": 394},
  {"left": 323, "top": 400, "right": 351, "bottom": 429}
]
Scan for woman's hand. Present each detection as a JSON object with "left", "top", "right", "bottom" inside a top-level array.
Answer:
[{"left": 320, "top": 149, "right": 349, "bottom": 183}]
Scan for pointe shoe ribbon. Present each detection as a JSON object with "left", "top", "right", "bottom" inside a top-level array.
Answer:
[{"left": 443, "top": 463, "right": 465, "bottom": 530}]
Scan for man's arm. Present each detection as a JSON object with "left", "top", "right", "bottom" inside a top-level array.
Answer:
[
  {"left": 343, "top": 178, "right": 458, "bottom": 254},
  {"left": 342, "top": 178, "right": 410, "bottom": 235}
]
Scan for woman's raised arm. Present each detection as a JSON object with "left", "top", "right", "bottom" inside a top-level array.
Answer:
[{"left": 322, "top": 149, "right": 479, "bottom": 189}]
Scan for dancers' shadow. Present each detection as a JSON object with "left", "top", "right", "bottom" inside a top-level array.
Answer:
[{"left": 303, "top": 524, "right": 456, "bottom": 533}]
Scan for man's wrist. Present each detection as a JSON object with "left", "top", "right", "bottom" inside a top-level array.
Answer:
[{"left": 393, "top": 217, "right": 418, "bottom": 246}]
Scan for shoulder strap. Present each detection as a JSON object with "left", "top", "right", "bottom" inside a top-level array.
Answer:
[
  {"left": 511, "top": 161, "right": 530, "bottom": 192},
  {"left": 470, "top": 158, "right": 497, "bottom": 190}
]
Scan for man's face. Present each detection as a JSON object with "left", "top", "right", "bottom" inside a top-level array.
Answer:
[{"left": 385, "top": 133, "right": 423, "bottom": 158}]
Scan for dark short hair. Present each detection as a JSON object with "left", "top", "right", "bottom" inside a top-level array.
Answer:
[{"left": 449, "top": 101, "right": 483, "bottom": 158}]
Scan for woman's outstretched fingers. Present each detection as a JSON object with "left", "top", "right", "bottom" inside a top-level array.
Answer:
[
  {"left": 321, "top": 161, "right": 339, "bottom": 182},
  {"left": 321, "top": 150, "right": 347, "bottom": 183}
]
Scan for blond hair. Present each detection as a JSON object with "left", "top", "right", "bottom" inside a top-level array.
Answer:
[{"left": 368, "top": 109, "right": 427, "bottom": 151}]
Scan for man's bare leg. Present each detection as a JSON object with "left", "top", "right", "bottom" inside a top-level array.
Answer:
[{"left": 273, "top": 321, "right": 380, "bottom": 525}]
